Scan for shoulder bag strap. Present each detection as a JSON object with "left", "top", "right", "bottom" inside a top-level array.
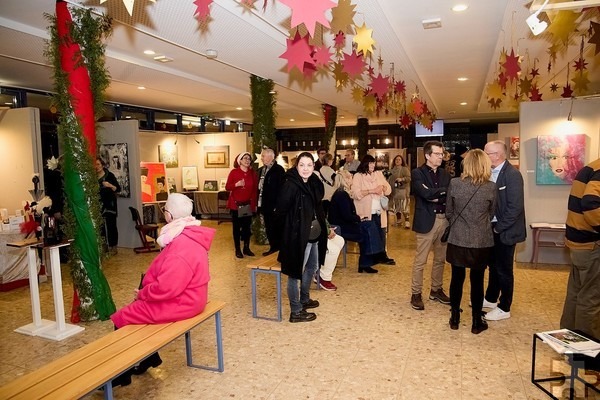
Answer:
[{"left": 448, "top": 184, "right": 481, "bottom": 228}]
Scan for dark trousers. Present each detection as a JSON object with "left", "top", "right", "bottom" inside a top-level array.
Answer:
[
  {"left": 262, "top": 209, "right": 281, "bottom": 251},
  {"left": 231, "top": 210, "right": 252, "bottom": 250},
  {"left": 485, "top": 232, "right": 516, "bottom": 312},
  {"left": 103, "top": 214, "right": 118, "bottom": 248},
  {"left": 358, "top": 214, "right": 387, "bottom": 268},
  {"left": 450, "top": 265, "right": 485, "bottom": 319}
]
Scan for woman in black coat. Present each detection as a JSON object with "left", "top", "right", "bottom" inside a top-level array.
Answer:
[
  {"left": 95, "top": 157, "right": 121, "bottom": 252},
  {"left": 276, "top": 152, "right": 327, "bottom": 323}
]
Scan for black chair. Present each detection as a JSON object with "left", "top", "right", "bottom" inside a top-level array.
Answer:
[
  {"left": 217, "top": 191, "right": 231, "bottom": 224},
  {"left": 129, "top": 206, "right": 159, "bottom": 253}
]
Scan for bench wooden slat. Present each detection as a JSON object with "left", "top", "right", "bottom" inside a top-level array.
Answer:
[
  {"left": 0, "top": 300, "right": 226, "bottom": 400},
  {"left": 246, "top": 251, "right": 280, "bottom": 270}
]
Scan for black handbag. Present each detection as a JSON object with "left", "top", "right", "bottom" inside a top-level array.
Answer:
[
  {"left": 441, "top": 185, "right": 481, "bottom": 243},
  {"left": 237, "top": 203, "right": 252, "bottom": 217}
]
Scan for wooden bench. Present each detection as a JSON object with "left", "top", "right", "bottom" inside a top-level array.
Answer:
[
  {"left": 247, "top": 252, "right": 282, "bottom": 322},
  {"left": 0, "top": 300, "right": 226, "bottom": 400}
]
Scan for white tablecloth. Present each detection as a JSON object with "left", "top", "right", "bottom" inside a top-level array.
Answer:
[{"left": 0, "top": 231, "right": 34, "bottom": 285}]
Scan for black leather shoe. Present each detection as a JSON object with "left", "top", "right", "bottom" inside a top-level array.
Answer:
[
  {"left": 380, "top": 257, "right": 396, "bottom": 265},
  {"left": 262, "top": 249, "right": 276, "bottom": 256},
  {"left": 235, "top": 249, "right": 243, "bottom": 258},
  {"left": 111, "top": 370, "right": 132, "bottom": 387},
  {"left": 449, "top": 309, "right": 460, "bottom": 330},
  {"left": 289, "top": 310, "right": 317, "bottom": 323},
  {"left": 243, "top": 247, "right": 255, "bottom": 256},
  {"left": 358, "top": 266, "right": 378, "bottom": 273},
  {"left": 132, "top": 353, "right": 162, "bottom": 375},
  {"left": 471, "top": 317, "right": 488, "bottom": 335},
  {"left": 302, "top": 299, "right": 319, "bottom": 310}
]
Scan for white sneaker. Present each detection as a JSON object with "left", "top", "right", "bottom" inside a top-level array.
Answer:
[
  {"left": 484, "top": 307, "right": 510, "bottom": 321},
  {"left": 482, "top": 299, "right": 498, "bottom": 309}
]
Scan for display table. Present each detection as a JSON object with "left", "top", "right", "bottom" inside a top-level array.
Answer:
[
  {"left": 192, "top": 191, "right": 223, "bottom": 215},
  {"left": 0, "top": 231, "right": 31, "bottom": 291},
  {"left": 7, "top": 239, "right": 84, "bottom": 341},
  {"left": 530, "top": 223, "right": 566, "bottom": 264}
]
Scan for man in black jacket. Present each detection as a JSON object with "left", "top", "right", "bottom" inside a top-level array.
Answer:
[
  {"left": 482, "top": 140, "right": 526, "bottom": 321},
  {"left": 257, "top": 148, "right": 286, "bottom": 256},
  {"left": 410, "top": 141, "right": 451, "bottom": 311}
]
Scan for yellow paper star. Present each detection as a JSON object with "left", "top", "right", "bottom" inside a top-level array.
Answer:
[
  {"left": 353, "top": 23, "right": 376, "bottom": 56},
  {"left": 100, "top": 0, "right": 155, "bottom": 16},
  {"left": 351, "top": 86, "right": 364, "bottom": 103},
  {"left": 498, "top": 48, "right": 507, "bottom": 69},
  {"left": 518, "top": 76, "right": 533, "bottom": 95},
  {"left": 332, "top": 61, "right": 349, "bottom": 88},
  {"left": 571, "top": 71, "right": 590, "bottom": 95},
  {"left": 330, "top": 0, "right": 356, "bottom": 35},
  {"left": 487, "top": 80, "right": 503, "bottom": 99},
  {"left": 547, "top": 10, "right": 579, "bottom": 45},
  {"left": 363, "top": 93, "right": 377, "bottom": 111}
]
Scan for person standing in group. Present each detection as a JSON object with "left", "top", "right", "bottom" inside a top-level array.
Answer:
[
  {"left": 276, "top": 152, "right": 327, "bottom": 323},
  {"left": 95, "top": 157, "right": 121, "bottom": 254},
  {"left": 343, "top": 149, "right": 360, "bottom": 173},
  {"left": 314, "top": 148, "right": 327, "bottom": 171},
  {"left": 446, "top": 149, "right": 496, "bottom": 334},
  {"left": 316, "top": 153, "right": 340, "bottom": 216},
  {"left": 561, "top": 158, "right": 600, "bottom": 339},
  {"left": 410, "top": 141, "right": 451, "bottom": 310},
  {"left": 387, "top": 154, "right": 411, "bottom": 229},
  {"left": 483, "top": 140, "right": 526, "bottom": 321},
  {"left": 352, "top": 154, "right": 395, "bottom": 272},
  {"left": 226, "top": 152, "right": 258, "bottom": 259},
  {"left": 257, "top": 148, "right": 285, "bottom": 256}
]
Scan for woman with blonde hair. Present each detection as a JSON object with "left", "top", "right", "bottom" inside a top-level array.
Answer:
[{"left": 445, "top": 149, "right": 496, "bottom": 334}]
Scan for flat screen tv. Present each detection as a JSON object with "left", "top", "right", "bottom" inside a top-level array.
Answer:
[{"left": 415, "top": 119, "right": 444, "bottom": 137}]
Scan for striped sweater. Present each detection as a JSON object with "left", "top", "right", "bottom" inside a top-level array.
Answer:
[{"left": 565, "top": 158, "right": 600, "bottom": 249}]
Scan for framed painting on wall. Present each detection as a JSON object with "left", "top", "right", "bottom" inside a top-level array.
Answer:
[
  {"left": 158, "top": 144, "right": 178, "bottom": 168},
  {"left": 204, "top": 145, "right": 230, "bottom": 168},
  {"left": 181, "top": 166, "right": 199, "bottom": 191},
  {"left": 508, "top": 137, "right": 520, "bottom": 159},
  {"left": 203, "top": 180, "right": 218, "bottom": 191},
  {"left": 536, "top": 134, "right": 586, "bottom": 185},
  {"left": 140, "top": 162, "right": 167, "bottom": 202},
  {"left": 219, "top": 178, "right": 226, "bottom": 191},
  {"left": 99, "top": 143, "right": 130, "bottom": 197}
]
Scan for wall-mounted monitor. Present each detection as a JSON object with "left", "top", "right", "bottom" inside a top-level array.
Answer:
[{"left": 415, "top": 120, "right": 444, "bottom": 137}]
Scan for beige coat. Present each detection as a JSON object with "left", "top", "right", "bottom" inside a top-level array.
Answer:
[{"left": 351, "top": 170, "right": 392, "bottom": 227}]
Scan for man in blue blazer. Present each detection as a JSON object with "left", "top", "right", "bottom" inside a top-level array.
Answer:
[
  {"left": 483, "top": 140, "right": 526, "bottom": 321},
  {"left": 410, "top": 140, "right": 452, "bottom": 310}
]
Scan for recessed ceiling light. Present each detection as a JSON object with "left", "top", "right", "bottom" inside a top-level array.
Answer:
[
  {"left": 289, "top": 118, "right": 295, "bottom": 122},
  {"left": 143, "top": 50, "right": 155, "bottom": 55},
  {"left": 457, "top": 77, "right": 468, "bottom": 81},
  {"left": 153, "top": 55, "right": 174, "bottom": 63},
  {"left": 452, "top": 4, "right": 468, "bottom": 12},
  {"left": 137, "top": 86, "right": 146, "bottom": 90},
  {"left": 235, "top": 107, "right": 243, "bottom": 110},
  {"left": 340, "top": 115, "right": 345, "bottom": 119},
  {"left": 460, "top": 102, "right": 468, "bottom": 106}
]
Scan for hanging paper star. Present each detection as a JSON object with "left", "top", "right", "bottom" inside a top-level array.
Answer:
[
  {"left": 313, "top": 45, "right": 333, "bottom": 68},
  {"left": 193, "top": 0, "right": 213, "bottom": 21},
  {"left": 394, "top": 80, "right": 406, "bottom": 96},
  {"left": 367, "top": 65, "right": 375, "bottom": 77},
  {"left": 561, "top": 84, "right": 574, "bottom": 98},
  {"left": 571, "top": 71, "right": 590, "bottom": 95},
  {"left": 502, "top": 49, "right": 521, "bottom": 82},
  {"left": 488, "top": 98, "right": 502, "bottom": 110},
  {"left": 377, "top": 55, "right": 384, "bottom": 70},
  {"left": 279, "top": 0, "right": 336, "bottom": 37},
  {"left": 420, "top": 113, "right": 433, "bottom": 130},
  {"left": 498, "top": 72, "right": 508, "bottom": 89},
  {"left": 369, "top": 73, "right": 389, "bottom": 98},
  {"left": 351, "top": 86, "right": 364, "bottom": 103},
  {"left": 303, "top": 61, "right": 317, "bottom": 80},
  {"left": 46, "top": 156, "right": 59, "bottom": 171},
  {"left": 100, "top": 0, "right": 155, "bottom": 16},
  {"left": 529, "top": 86, "right": 543, "bottom": 101},
  {"left": 487, "top": 80, "right": 503, "bottom": 100},
  {"left": 363, "top": 93, "right": 377, "bottom": 111},
  {"left": 333, "top": 32, "right": 346, "bottom": 51},
  {"left": 398, "top": 113, "right": 412, "bottom": 129},
  {"left": 530, "top": 68, "right": 540, "bottom": 78},
  {"left": 330, "top": 0, "right": 356, "bottom": 35},
  {"left": 279, "top": 33, "right": 314, "bottom": 73},
  {"left": 497, "top": 48, "right": 507, "bottom": 69},
  {"left": 550, "top": 82, "right": 559, "bottom": 92},
  {"left": 332, "top": 61, "right": 349, "bottom": 88},
  {"left": 411, "top": 98, "right": 424, "bottom": 116},
  {"left": 342, "top": 50, "right": 366, "bottom": 78},
  {"left": 573, "top": 57, "right": 588, "bottom": 71},
  {"left": 518, "top": 76, "right": 533, "bottom": 95},
  {"left": 547, "top": 10, "right": 579, "bottom": 45},
  {"left": 589, "top": 21, "right": 600, "bottom": 55},
  {"left": 353, "top": 23, "right": 376, "bottom": 56}
]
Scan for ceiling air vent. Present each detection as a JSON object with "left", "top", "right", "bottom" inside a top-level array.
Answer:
[{"left": 422, "top": 18, "right": 442, "bottom": 29}]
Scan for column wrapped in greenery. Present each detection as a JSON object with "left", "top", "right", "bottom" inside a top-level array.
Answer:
[
  {"left": 322, "top": 104, "right": 337, "bottom": 151},
  {"left": 250, "top": 75, "right": 277, "bottom": 245},
  {"left": 357, "top": 117, "right": 369, "bottom": 160},
  {"left": 45, "top": 1, "right": 115, "bottom": 321}
]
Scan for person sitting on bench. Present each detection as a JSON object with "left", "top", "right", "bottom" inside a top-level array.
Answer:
[{"left": 109, "top": 193, "right": 216, "bottom": 387}]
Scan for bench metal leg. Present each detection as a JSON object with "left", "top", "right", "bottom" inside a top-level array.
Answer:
[
  {"left": 185, "top": 310, "right": 224, "bottom": 372},
  {"left": 102, "top": 382, "right": 114, "bottom": 400},
  {"left": 250, "top": 269, "right": 282, "bottom": 321}
]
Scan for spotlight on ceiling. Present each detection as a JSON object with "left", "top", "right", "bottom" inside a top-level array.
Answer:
[{"left": 526, "top": 0, "right": 549, "bottom": 35}]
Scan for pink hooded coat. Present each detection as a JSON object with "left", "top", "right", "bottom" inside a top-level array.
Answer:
[{"left": 110, "top": 225, "right": 215, "bottom": 328}]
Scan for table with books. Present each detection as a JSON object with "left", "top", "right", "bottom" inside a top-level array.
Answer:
[{"left": 531, "top": 328, "right": 600, "bottom": 399}]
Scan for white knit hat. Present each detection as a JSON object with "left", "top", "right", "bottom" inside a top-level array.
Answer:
[
  {"left": 235, "top": 152, "right": 252, "bottom": 168},
  {"left": 164, "top": 193, "right": 194, "bottom": 220}
]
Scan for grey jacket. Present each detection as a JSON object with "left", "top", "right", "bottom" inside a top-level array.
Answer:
[{"left": 446, "top": 178, "right": 496, "bottom": 248}]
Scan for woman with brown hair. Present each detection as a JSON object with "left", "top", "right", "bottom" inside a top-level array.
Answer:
[
  {"left": 445, "top": 149, "right": 496, "bottom": 334},
  {"left": 387, "top": 154, "right": 411, "bottom": 228}
]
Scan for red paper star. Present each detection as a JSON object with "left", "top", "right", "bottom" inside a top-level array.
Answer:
[
  {"left": 333, "top": 32, "right": 345, "bottom": 50},
  {"left": 498, "top": 72, "right": 508, "bottom": 89},
  {"left": 303, "top": 61, "right": 317, "bottom": 80},
  {"left": 561, "top": 84, "right": 573, "bottom": 98},
  {"left": 279, "top": 33, "right": 314, "bottom": 72},
  {"left": 394, "top": 80, "right": 406, "bottom": 96},
  {"left": 530, "top": 68, "right": 539, "bottom": 78},
  {"left": 367, "top": 65, "right": 375, "bottom": 77},
  {"left": 529, "top": 86, "right": 543, "bottom": 101},
  {"left": 369, "top": 73, "right": 389, "bottom": 99},
  {"left": 502, "top": 49, "right": 521, "bottom": 82},
  {"left": 342, "top": 50, "right": 366, "bottom": 78},
  {"left": 411, "top": 98, "right": 424, "bottom": 116},
  {"left": 573, "top": 57, "right": 588, "bottom": 71},
  {"left": 589, "top": 21, "right": 600, "bottom": 56},
  {"left": 193, "top": 0, "right": 213, "bottom": 21},
  {"left": 313, "top": 45, "right": 332, "bottom": 67},
  {"left": 279, "top": 0, "right": 336, "bottom": 37},
  {"left": 550, "top": 83, "right": 559, "bottom": 92},
  {"left": 398, "top": 113, "right": 412, "bottom": 129}
]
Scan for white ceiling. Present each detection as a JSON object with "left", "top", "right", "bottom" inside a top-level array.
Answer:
[{"left": 0, "top": 0, "right": 598, "bottom": 128}]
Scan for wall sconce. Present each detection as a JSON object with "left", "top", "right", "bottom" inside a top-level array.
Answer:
[{"left": 526, "top": 0, "right": 549, "bottom": 35}]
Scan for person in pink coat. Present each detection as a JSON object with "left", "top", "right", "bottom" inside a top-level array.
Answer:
[{"left": 109, "top": 193, "right": 215, "bottom": 386}]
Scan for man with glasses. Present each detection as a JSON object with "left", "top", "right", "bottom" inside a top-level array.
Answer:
[
  {"left": 482, "top": 140, "right": 526, "bottom": 321},
  {"left": 410, "top": 141, "right": 451, "bottom": 310},
  {"left": 343, "top": 149, "right": 360, "bottom": 173}
]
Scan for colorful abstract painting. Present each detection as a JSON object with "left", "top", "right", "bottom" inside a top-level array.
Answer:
[{"left": 536, "top": 134, "right": 586, "bottom": 185}]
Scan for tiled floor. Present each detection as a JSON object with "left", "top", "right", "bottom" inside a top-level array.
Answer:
[{"left": 0, "top": 217, "right": 593, "bottom": 399}]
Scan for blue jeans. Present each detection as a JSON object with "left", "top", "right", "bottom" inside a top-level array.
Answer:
[{"left": 287, "top": 241, "right": 319, "bottom": 313}]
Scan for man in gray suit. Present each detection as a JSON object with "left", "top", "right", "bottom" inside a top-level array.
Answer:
[{"left": 483, "top": 140, "right": 526, "bottom": 321}]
